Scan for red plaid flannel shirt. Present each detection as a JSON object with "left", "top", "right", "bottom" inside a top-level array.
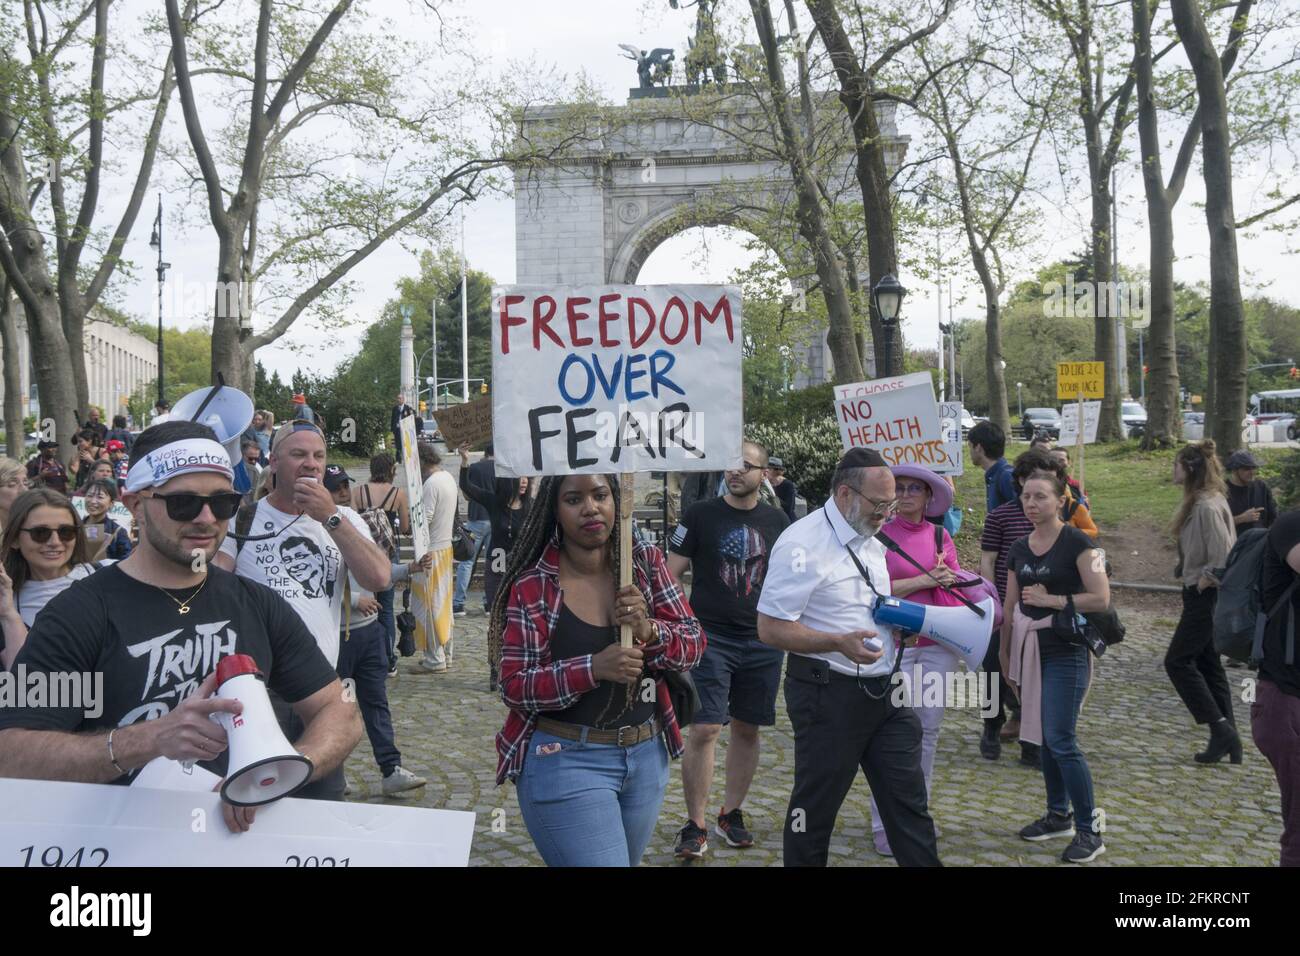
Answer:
[{"left": 494, "top": 532, "right": 704, "bottom": 784}]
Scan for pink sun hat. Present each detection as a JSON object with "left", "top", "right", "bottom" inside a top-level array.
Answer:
[{"left": 890, "top": 464, "right": 953, "bottom": 517}]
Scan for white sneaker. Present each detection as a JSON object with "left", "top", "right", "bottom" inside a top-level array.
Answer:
[
  {"left": 382, "top": 766, "right": 427, "bottom": 796},
  {"left": 419, "top": 658, "right": 448, "bottom": 673}
]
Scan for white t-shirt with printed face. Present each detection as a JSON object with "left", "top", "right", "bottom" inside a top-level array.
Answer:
[{"left": 219, "top": 500, "right": 372, "bottom": 667}]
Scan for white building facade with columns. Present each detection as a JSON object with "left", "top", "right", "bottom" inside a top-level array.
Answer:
[{"left": 0, "top": 307, "right": 158, "bottom": 424}]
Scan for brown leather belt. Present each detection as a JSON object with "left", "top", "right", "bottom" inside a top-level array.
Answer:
[{"left": 535, "top": 716, "right": 662, "bottom": 747}]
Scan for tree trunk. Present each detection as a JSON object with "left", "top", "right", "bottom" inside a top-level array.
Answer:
[
  {"left": 1090, "top": 184, "right": 1124, "bottom": 441},
  {"left": 0, "top": 285, "right": 25, "bottom": 454},
  {"left": 1142, "top": 197, "right": 1182, "bottom": 447},
  {"left": 1172, "top": 0, "right": 1247, "bottom": 457},
  {"left": 750, "top": 0, "right": 863, "bottom": 384},
  {"left": 0, "top": 117, "right": 80, "bottom": 451},
  {"left": 209, "top": 235, "right": 254, "bottom": 391},
  {"left": 1133, "top": 0, "right": 1181, "bottom": 448},
  {"left": 806, "top": 0, "right": 902, "bottom": 377}
]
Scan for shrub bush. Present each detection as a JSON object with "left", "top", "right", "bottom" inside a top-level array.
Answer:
[{"left": 747, "top": 417, "right": 842, "bottom": 508}]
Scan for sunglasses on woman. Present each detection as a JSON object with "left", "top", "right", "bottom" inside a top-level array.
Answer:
[
  {"left": 143, "top": 491, "right": 244, "bottom": 522},
  {"left": 22, "top": 525, "right": 78, "bottom": 544}
]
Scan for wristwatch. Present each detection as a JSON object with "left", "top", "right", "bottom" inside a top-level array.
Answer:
[{"left": 325, "top": 511, "right": 342, "bottom": 531}]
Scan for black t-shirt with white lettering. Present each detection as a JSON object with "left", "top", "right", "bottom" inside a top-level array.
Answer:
[
  {"left": 0, "top": 564, "right": 336, "bottom": 781},
  {"left": 669, "top": 496, "right": 788, "bottom": 641},
  {"left": 1261, "top": 510, "right": 1300, "bottom": 698},
  {"left": 1008, "top": 524, "right": 1096, "bottom": 659}
]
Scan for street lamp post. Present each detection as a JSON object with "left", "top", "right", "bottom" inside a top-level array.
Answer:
[
  {"left": 1016, "top": 381, "right": 1023, "bottom": 420},
  {"left": 872, "top": 274, "right": 907, "bottom": 378},
  {"left": 147, "top": 194, "right": 170, "bottom": 406}
]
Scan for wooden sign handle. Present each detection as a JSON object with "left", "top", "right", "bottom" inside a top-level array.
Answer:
[
  {"left": 619, "top": 471, "right": 635, "bottom": 648},
  {"left": 1076, "top": 389, "right": 1086, "bottom": 500}
]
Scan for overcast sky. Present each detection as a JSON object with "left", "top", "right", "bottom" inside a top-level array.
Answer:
[{"left": 105, "top": 0, "right": 1299, "bottom": 386}]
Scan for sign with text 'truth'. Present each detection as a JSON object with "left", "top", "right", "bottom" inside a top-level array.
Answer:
[{"left": 491, "top": 285, "right": 743, "bottom": 476}]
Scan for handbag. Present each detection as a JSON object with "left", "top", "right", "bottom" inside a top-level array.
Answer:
[
  {"left": 664, "top": 669, "right": 700, "bottom": 727},
  {"left": 451, "top": 509, "right": 475, "bottom": 562}
]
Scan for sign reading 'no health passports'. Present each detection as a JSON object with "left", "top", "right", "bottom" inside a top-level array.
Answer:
[
  {"left": 491, "top": 285, "right": 744, "bottom": 476},
  {"left": 834, "top": 372, "right": 953, "bottom": 470}
]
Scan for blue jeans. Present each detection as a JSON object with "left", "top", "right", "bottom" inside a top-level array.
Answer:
[
  {"left": 376, "top": 587, "right": 396, "bottom": 668},
  {"left": 1040, "top": 646, "right": 1096, "bottom": 831},
  {"left": 453, "top": 520, "right": 491, "bottom": 610},
  {"left": 515, "top": 728, "right": 669, "bottom": 866},
  {"left": 336, "top": 619, "right": 402, "bottom": 775}
]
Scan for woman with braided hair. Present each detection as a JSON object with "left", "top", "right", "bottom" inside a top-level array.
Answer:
[{"left": 490, "top": 473, "right": 704, "bottom": 866}]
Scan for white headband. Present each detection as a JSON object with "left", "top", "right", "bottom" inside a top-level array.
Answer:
[{"left": 124, "top": 439, "right": 233, "bottom": 492}]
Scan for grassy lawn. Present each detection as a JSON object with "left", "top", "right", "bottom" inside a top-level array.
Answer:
[{"left": 949, "top": 439, "right": 1295, "bottom": 575}]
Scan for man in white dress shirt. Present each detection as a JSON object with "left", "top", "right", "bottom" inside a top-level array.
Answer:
[{"left": 757, "top": 447, "right": 940, "bottom": 866}]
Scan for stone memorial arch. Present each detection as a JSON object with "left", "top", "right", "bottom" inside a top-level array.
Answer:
[{"left": 513, "top": 93, "right": 908, "bottom": 385}]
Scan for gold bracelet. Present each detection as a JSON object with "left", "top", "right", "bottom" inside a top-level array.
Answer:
[{"left": 106, "top": 728, "right": 127, "bottom": 777}]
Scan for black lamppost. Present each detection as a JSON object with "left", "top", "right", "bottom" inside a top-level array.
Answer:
[
  {"left": 147, "top": 194, "right": 170, "bottom": 406},
  {"left": 872, "top": 274, "right": 907, "bottom": 376}
]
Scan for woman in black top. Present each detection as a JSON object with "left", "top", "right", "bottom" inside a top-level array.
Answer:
[
  {"left": 1000, "top": 472, "right": 1110, "bottom": 863},
  {"left": 456, "top": 445, "right": 529, "bottom": 611}
]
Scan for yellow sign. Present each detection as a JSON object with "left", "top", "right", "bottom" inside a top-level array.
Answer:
[
  {"left": 1191, "top": 394, "right": 1202, "bottom": 405},
  {"left": 1057, "top": 361, "right": 1105, "bottom": 399}
]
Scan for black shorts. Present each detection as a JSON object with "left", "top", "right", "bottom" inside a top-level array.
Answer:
[{"left": 693, "top": 629, "right": 785, "bottom": 726}]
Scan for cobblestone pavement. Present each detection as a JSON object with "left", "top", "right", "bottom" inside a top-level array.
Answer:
[{"left": 343, "top": 597, "right": 1284, "bottom": 866}]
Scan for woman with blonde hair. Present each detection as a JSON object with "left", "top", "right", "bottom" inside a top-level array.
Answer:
[
  {"left": 1166, "top": 440, "right": 1239, "bottom": 764},
  {"left": 0, "top": 457, "right": 25, "bottom": 533}
]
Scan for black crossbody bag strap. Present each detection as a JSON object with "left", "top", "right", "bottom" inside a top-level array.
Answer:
[
  {"left": 841, "top": 541, "right": 907, "bottom": 688},
  {"left": 875, "top": 530, "right": 985, "bottom": 617}
]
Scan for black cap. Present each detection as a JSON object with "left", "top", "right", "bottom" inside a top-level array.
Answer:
[
  {"left": 322, "top": 463, "right": 351, "bottom": 491},
  {"left": 838, "top": 447, "right": 887, "bottom": 470}
]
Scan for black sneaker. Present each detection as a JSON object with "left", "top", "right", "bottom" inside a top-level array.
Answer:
[
  {"left": 1018, "top": 811, "right": 1075, "bottom": 842},
  {"left": 1061, "top": 829, "right": 1106, "bottom": 863},
  {"left": 715, "top": 808, "right": 754, "bottom": 848},
  {"left": 674, "top": 822, "right": 708, "bottom": 860}
]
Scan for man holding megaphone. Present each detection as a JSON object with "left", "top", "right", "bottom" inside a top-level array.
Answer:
[
  {"left": 0, "top": 420, "right": 362, "bottom": 834},
  {"left": 757, "top": 448, "right": 940, "bottom": 867}
]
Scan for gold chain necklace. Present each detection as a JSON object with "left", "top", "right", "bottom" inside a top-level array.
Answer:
[{"left": 156, "top": 575, "right": 209, "bottom": 615}]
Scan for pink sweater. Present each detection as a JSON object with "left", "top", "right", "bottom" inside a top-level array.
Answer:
[{"left": 881, "top": 515, "right": 966, "bottom": 646}]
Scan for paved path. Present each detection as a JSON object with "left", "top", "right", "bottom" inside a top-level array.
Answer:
[{"left": 344, "top": 600, "right": 1284, "bottom": 866}]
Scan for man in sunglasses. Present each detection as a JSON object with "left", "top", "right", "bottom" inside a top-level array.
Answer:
[
  {"left": 214, "top": 418, "right": 389, "bottom": 800},
  {"left": 0, "top": 420, "right": 362, "bottom": 834},
  {"left": 756, "top": 447, "right": 940, "bottom": 867},
  {"left": 666, "top": 440, "right": 789, "bottom": 860}
]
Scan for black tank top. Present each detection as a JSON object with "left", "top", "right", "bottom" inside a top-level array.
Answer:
[{"left": 549, "top": 603, "right": 656, "bottom": 729}]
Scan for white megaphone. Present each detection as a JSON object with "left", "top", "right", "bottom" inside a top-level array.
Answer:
[
  {"left": 872, "top": 594, "right": 997, "bottom": 671},
  {"left": 170, "top": 380, "right": 254, "bottom": 464},
  {"left": 213, "top": 654, "right": 313, "bottom": 807}
]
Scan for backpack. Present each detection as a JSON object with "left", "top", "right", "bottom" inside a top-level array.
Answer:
[
  {"left": 1213, "top": 528, "right": 1297, "bottom": 663},
  {"left": 359, "top": 486, "right": 399, "bottom": 560}
]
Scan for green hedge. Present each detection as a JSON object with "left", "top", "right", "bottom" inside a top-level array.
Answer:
[{"left": 747, "top": 417, "right": 842, "bottom": 508}]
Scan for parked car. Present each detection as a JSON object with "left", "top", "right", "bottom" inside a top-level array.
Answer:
[
  {"left": 1183, "top": 411, "right": 1205, "bottom": 440},
  {"left": 1121, "top": 401, "right": 1148, "bottom": 438},
  {"left": 1022, "top": 407, "right": 1062, "bottom": 439},
  {"left": 959, "top": 407, "right": 976, "bottom": 437}
]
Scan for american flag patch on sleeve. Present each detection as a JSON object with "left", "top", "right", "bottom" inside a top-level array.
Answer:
[{"left": 669, "top": 524, "right": 687, "bottom": 548}]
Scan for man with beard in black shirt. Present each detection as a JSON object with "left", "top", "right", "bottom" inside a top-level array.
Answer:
[
  {"left": 667, "top": 440, "right": 789, "bottom": 859},
  {"left": 0, "top": 420, "right": 361, "bottom": 834}
]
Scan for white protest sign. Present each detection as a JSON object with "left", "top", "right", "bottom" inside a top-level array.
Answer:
[
  {"left": 70, "top": 496, "right": 133, "bottom": 533},
  {"left": 833, "top": 372, "right": 955, "bottom": 471},
  {"left": 491, "top": 284, "right": 743, "bottom": 476},
  {"left": 937, "top": 401, "right": 965, "bottom": 477},
  {"left": 399, "top": 414, "right": 430, "bottom": 558},
  {"left": 1059, "top": 400, "right": 1101, "bottom": 445},
  {"left": 0, "top": 777, "right": 475, "bottom": 867}
]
